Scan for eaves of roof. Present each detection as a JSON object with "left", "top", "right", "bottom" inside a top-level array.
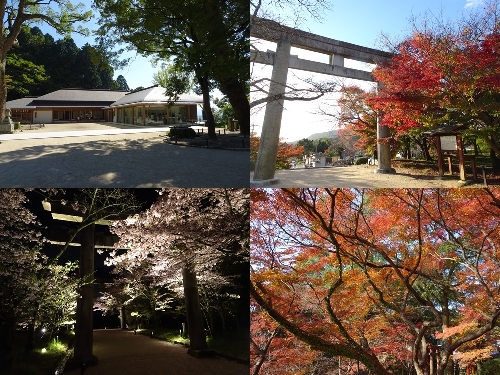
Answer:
[
  {"left": 29, "top": 100, "right": 116, "bottom": 107},
  {"left": 108, "top": 100, "right": 201, "bottom": 109}
]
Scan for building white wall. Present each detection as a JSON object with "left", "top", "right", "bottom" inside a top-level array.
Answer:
[{"left": 34, "top": 110, "right": 52, "bottom": 124}]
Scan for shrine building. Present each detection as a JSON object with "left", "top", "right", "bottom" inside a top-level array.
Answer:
[{"left": 5, "top": 85, "right": 203, "bottom": 125}]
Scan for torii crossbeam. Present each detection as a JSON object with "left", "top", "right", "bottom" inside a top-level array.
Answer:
[{"left": 251, "top": 17, "right": 395, "bottom": 183}]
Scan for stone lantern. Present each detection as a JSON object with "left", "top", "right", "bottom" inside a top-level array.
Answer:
[{"left": 0, "top": 108, "right": 14, "bottom": 134}]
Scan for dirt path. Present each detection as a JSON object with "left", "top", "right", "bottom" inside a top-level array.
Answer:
[
  {"left": 63, "top": 329, "right": 248, "bottom": 375},
  {"left": 251, "top": 164, "right": 492, "bottom": 188}
]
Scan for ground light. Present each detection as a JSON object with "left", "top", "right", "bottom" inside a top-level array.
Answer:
[{"left": 41, "top": 348, "right": 47, "bottom": 353}]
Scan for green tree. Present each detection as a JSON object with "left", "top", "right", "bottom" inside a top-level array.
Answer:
[
  {"left": 0, "top": 0, "right": 92, "bottom": 120},
  {"left": 75, "top": 44, "right": 103, "bottom": 89},
  {"left": 6, "top": 26, "right": 125, "bottom": 96},
  {"left": 116, "top": 74, "right": 130, "bottom": 91},
  {"left": 6, "top": 54, "right": 49, "bottom": 99},
  {"left": 296, "top": 138, "right": 315, "bottom": 154},
  {"left": 153, "top": 62, "right": 193, "bottom": 104},
  {"left": 315, "top": 137, "right": 331, "bottom": 154},
  {"left": 94, "top": 0, "right": 249, "bottom": 138},
  {"left": 202, "top": 0, "right": 249, "bottom": 135},
  {"left": 130, "top": 86, "right": 145, "bottom": 93},
  {"left": 213, "top": 96, "right": 236, "bottom": 128}
]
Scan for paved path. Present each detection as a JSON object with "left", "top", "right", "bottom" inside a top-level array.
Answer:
[
  {"left": 63, "top": 329, "right": 248, "bottom": 375},
  {"left": 0, "top": 122, "right": 210, "bottom": 141},
  {"left": 0, "top": 125, "right": 248, "bottom": 187}
]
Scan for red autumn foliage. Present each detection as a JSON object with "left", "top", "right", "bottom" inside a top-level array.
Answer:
[{"left": 251, "top": 188, "right": 500, "bottom": 375}]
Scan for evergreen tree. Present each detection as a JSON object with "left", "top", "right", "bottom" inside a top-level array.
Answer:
[
  {"left": 75, "top": 44, "right": 103, "bottom": 89},
  {"left": 116, "top": 75, "right": 130, "bottom": 91}
]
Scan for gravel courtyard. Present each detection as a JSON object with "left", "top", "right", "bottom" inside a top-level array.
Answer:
[{"left": 0, "top": 123, "right": 249, "bottom": 187}]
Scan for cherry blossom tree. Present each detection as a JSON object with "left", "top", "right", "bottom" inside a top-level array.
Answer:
[
  {"left": 0, "top": 189, "right": 81, "bottom": 363},
  {"left": 106, "top": 188, "right": 249, "bottom": 351},
  {"left": 0, "top": 189, "right": 44, "bottom": 359}
]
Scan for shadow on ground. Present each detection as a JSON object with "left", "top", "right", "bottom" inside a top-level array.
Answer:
[{"left": 0, "top": 137, "right": 249, "bottom": 187}]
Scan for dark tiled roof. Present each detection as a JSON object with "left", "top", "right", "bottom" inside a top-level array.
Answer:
[
  {"left": 6, "top": 97, "right": 37, "bottom": 109},
  {"left": 33, "top": 88, "right": 128, "bottom": 103},
  {"left": 6, "top": 88, "right": 202, "bottom": 110},
  {"left": 29, "top": 100, "right": 117, "bottom": 107}
]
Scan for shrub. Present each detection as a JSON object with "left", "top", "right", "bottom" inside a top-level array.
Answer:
[
  {"left": 354, "top": 157, "right": 369, "bottom": 165},
  {"left": 479, "top": 358, "right": 500, "bottom": 375},
  {"left": 168, "top": 127, "right": 197, "bottom": 139},
  {"left": 14, "top": 122, "right": 21, "bottom": 130}
]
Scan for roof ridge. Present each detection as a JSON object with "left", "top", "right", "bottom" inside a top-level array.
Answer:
[
  {"left": 59, "top": 88, "right": 129, "bottom": 92},
  {"left": 124, "top": 84, "right": 159, "bottom": 95}
]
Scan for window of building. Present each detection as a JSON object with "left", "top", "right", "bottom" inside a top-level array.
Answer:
[
  {"left": 134, "top": 106, "right": 143, "bottom": 125},
  {"left": 124, "top": 107, "right": 133, "bottom": 124},
  {"left": 145, "top": 106, "right": 167, "bottom": 125}
]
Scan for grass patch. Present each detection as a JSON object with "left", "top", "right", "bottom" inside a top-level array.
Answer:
[
  {"left": 139, "top": 328, "right": 190, "bottom": 345},
  {"left": 2, "top": 335, "right": 70, "bottom": 375},
  {"left": 139, "top": 328, "right": 249, "bottom": 361}
]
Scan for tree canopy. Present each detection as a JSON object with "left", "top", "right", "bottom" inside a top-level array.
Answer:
[
  {"left": 100, "top": 188, "right": 250, "bottom": 350},
  {"left": 93, "top": 0, "right": 249, "bottom": 137},
  {"left": 371, "top": 2, "right": 500, "bottom": 170},
  {"left": 5, "top": 26, "right": 128, "bottom": 100},
  {"left": 0, "top": 0, "right": 92, "bottom": 120},
  {"left": 251, "top": 188, "right": 500, "bottom": 375}
]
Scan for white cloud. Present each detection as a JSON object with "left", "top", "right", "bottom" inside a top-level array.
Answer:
[{"left": 465, "top": 0, "right": 484, "bottom": 8}]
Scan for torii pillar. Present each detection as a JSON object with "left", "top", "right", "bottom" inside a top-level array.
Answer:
[
  {"left": 72, "top": 221, "right": 98, "bottom": 366},
  {"left": 253, "top": 33, "right": 291, "bottom": 182},
  {"left": 374, "top": 83, "right": 395, "bottom": 174}
]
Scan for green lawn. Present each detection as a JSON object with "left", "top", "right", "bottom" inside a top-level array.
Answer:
[{"left": 138, "top": 328, "right": 249, "bottom": 362}]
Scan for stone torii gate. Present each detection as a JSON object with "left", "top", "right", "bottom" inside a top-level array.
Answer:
[
  {"left": 251, "top": 17, "right": 395, "bottom": 183},
  {"left": 41, "top": 199, "right": 134, "bottom": 370}
]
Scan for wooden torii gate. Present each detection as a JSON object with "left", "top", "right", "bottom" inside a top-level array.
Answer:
[{"left": 250, "top": 17, "right": 394, "bottom": 183}]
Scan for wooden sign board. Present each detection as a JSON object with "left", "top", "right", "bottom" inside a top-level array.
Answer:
[{"left": 440, "top": 135, "right": 457, "bottom": 151}]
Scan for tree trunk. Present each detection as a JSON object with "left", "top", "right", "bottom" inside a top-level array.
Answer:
[
  {"left": 119, "top": 305, "right": 126, "bottom": 329},
  {"left": 0, "top": 313, "right": 15, "bottom": 369},
  {"left": 218, "top": 78, "right": 250, "bottom": 135},
  {"left": 0, "top": 57, "right": 7, "bottom": 123},
  {"left": 490, "top": 148, "right": 500, "bottom": 173},
  {"left": 25, "top": 301, "right": 40, "bottom": 352},
  {"left": 414, "top": 337, "right": 431, "bottom": 375},
  {"left": 251, "top": 331, "right": 277, "bottom": 375},
  {"left": 414, "top": 136, "right": 432, "bottom": 161},
  {"left": 182, "top": 265, "right": 207, "bottom": 351},
  {"left": 197, "top": 75, "right": 217, "bottom": 139}
]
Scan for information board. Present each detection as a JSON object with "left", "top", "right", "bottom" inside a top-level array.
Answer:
[{"left": 440, "top": 136, "right": 457, "bottom": 151}]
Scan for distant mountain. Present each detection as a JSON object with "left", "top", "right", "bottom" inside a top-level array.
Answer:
[{"left": 304, "top": 130, "right": 339, "bottom": 141}]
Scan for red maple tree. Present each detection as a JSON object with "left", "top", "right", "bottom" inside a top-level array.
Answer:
[
  {"left": 371, "top": 5, "right": 500, "bottom": 169},
  {"left": 251, "top": 188, "right": 500, "bottom": 375}
]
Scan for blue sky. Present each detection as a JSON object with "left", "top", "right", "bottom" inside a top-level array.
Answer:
[
  {"left": 30, "top": 1, "right": 177, "bottom": 91},
  {"left": 251, "top": 0, "right": 488, "bottom": 141}
]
